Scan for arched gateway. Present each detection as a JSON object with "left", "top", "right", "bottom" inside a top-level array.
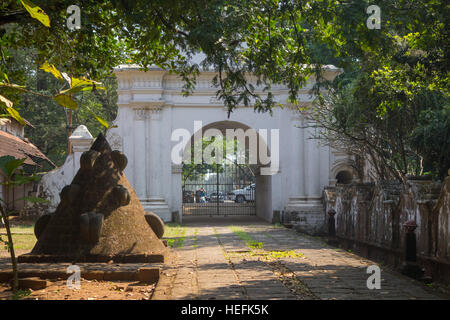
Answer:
[
  {"left": 106, "top": 64, "right": 349, "bottom": 233},
  {"left": 180, "top": 120, "right": 273, "bottom": 221}
]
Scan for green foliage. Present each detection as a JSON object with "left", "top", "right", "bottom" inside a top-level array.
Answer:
[
  {"left": 182, "top": 137, "right": 227, "bottom": 183},
  {"left": 3, "top": 47, "right": 118, "bottom": 165},
  {"left": 306, "top": 0, "right": 449, "bottom": 180},
  {"left": 252, "top": 250, "right": 305, "bottom": 260},
  {"left": 164, "top": 224, "right": 186, "bottom": 248},
  {"left": 410, "top": 106, "right": 450, "bottom": 179},
  {"left": 0, "top": 0, "right": 115, "bottom": 141},
  {"left": 12, "top": 289, "right": 31, "bottom": 300},
  {"left": 0, "top": 155, "right": 45, "bottom": 294},
  {"left": 0, "top": 156, "right": 25, "bottom": 179},
  {"left": 20, "top": 0, "right": 50, "bottom": 27},
  {"left": 182, "top": 135, "right": 256, "bottom": 186},
  {"left": 0, "top": 0, "right": 447, "bottom": 178},
  {"left": 229, "top": 226, "right": 263, "bottom": 249}
]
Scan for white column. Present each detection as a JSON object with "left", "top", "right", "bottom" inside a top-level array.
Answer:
[
  {"left": 143, "top": 105, "right": 171, "bottom": 221},
  {"left": 147, "top": 106, "right": 163, "bottom": 198},
  {"left": 133, "top": 108, "right": 147, "bottom": 199},
  {"left": 305, "top": 122, "right": 321, "bottom": 199},
  {"left": 287, "top": 113, "right": 307, "bottom": 204},
  {"left": 284, "top": 116, "right": 325, "bottom": 236}
]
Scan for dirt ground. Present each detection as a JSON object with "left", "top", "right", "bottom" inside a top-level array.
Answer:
[
  {"left": 0, "top": 218, "right": 179, "bottom": 300},
  {"left": 0, "top": 278, "right": 156, "bottom": 300}
]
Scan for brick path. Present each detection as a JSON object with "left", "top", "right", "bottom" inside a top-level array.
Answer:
[{"left": 153, "top": 216, "right": 447, "bottom": 300}]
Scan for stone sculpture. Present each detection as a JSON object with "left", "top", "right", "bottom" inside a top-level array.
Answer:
[{"left": 20, "top": 133, "right": 167, "bottom": 263}]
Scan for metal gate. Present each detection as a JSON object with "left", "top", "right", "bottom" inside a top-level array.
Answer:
[{"left": 182, "top": 163, "right": 256, "bottom": 216}]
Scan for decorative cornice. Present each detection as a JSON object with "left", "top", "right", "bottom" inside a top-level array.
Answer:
[{"left": 133, "top": 105, "right": 164, "bottom": 120}]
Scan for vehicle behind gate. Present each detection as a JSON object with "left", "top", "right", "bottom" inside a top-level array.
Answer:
[{"left": 182, "top": 163, "right": 256, "bottom": 216}]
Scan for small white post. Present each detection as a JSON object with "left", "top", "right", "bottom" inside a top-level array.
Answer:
[{"left": 69, "top": 125, "right": 94, "bottom": 173}]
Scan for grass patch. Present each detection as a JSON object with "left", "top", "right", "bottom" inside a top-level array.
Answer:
[
  {"left": 12, "top": 289, "right": 32, "bottom": 300},
  {"left": 228, "top": 226, "right": 263, "bottom": 249},
  {"left": 8, "top": 224, "right": 34, "bottom": 234},
  {"left": 164, "top": 223, "right": 186, "bottom": 248},
  {"left": 273, "top": 223, "right": 284, "bottom": 228},
  {"left": 0, "top": 223, "right": 36, "bottom": 254},
  {"left": 263, "top": 232, "right": 274, "bottom": 240},
  {"left": 228, "top": 226, "right": 306, "bottom": 261},
  {"left": 0, "top": 233, "right": 36, "bottom": 252},
  {"left": 10, "top": 234, "right": 36, "bottom": 250},
  {"left": 254, "top": 250, "right": 305, "bottom": 260}
]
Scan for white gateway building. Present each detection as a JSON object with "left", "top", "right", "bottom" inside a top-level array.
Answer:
[{"left": 103, "top": 64, "right": 354, "bottom": 234}]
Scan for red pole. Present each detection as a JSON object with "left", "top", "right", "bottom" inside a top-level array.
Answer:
[{"left": 68, "top": 109, "right": 72, "bottom": 155}]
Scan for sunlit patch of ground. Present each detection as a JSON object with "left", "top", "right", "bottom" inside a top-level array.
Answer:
[
  {"left": 0, "top": 224, "right": 35, "bottom": 257},
  {"left": 0, "top": 279, "right": 156, "bottom": 300},
  {"left": 0, "top": 220, "right": 169, "bottom": 300}
]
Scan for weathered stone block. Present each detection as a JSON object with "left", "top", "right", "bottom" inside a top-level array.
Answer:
[
  {"left": 111, "top": 150, "right": 127, "bottom": 172},
  {"left": 112, "top": 185, "right": 131, "bottom": 206},
  {"left": 138, "top": 267, "right": 159, "bottom": 284},
  {"left": 21, "top": 134, "right": 167, "bottom": 263},
  {"left": 15, "top": 277, "right": 47, "bottom": 290},
  {"left": 80, "top": 212, "right": 104, "bottom": 244},
  {"left": 103, "top": 271, "right": 137, "bottom": 281},
  {"left": 272, "top": 210, "right": 281, "bottom": 224},
  {"left": 144, "top": 212, "right": 165, "bottom": 239},
  {"left": 83, "top": 270, "right": 104, "bottom": 281}
]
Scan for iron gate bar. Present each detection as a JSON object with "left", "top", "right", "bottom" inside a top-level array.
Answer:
[
  {"left": 216, "top": 163, "right": 219, "bottom": 216},
  {"left": 182, "top": 163, "right": 256, "bottom": 216}
]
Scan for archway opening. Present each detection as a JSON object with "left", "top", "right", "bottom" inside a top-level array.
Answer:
[
  {"left": 336, "top": 170, "right": 353, "bottom": 184},
  {"left": 180, "top": 120, "right": 272, "bottom": 220}
]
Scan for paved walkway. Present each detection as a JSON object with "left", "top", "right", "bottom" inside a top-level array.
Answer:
[{"left": 153, "top": 216, "right": 447, "bottom": 300}]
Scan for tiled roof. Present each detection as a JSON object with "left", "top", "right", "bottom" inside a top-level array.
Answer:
[
  {"left": 0, "top": 130, "right": 55, "bottom": 168},
  {"left": 2, "top": 116, "right": 35, "bottom": 128}
]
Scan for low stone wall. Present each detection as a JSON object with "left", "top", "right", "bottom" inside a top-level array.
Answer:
[
  {"left": 282, "top": 209, "right": 326, "bottom": 236},
  {"left": 323, "top": 177, "right": 450, "bottom": 284},
  {"left": 20, "top": 125, "right": 94, "bottom": 217},
  {"left": 20, "top": 152, "right": 77, "bottom": 217}
]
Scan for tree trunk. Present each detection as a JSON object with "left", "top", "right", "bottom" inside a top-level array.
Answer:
[{"left": 0, "top": 205, "right": 18, "bottom": 293}]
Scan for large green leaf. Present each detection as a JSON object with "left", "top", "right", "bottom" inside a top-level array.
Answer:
[
  {"left": 0, "top": 72, "right": 9, "bottom": 83},
  {"left": 20, "top": 0, "right": 50, "bottom": 27},
  {"left": 9, "top": 174, "right": 39, "bottom": 186},
  {"left": 0, "top": 156, "right": 14, "bottom": 178},
  {"left": 53, "top": 94, "right": 78, "bottom": 110},
  {"left": 16, "top": 196, "right": 49, "bottom": 204},
  {"left": 0, "top": 82, "right": 27, "bottom": 92},
  {"left": 40, "top": 61, "right": 64, "bottom": 83},
  {"left": 0, "top": 156, "right": 26, "bottom": 179},
  {"left": 5, "top": 107, "right": 26, "bottom": 126},
  {"left": 71, "top": 77, "right": 102, "bottom": 88},
  {"left": 86, "top": 107, "right": 109, "bottom": 128},
  {"left": 60, "top": 85, "right": 105, "bottom": 96}
]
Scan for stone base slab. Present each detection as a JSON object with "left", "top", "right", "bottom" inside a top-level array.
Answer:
[
  {"left": 17, "top": 253, "right": 165, "bottom": 264},
  {"left": 141, "top": 199, "right": 172, "bottom": 222},
  {"left": 0, "top": 263, "right": 161, "bottom": 284}
]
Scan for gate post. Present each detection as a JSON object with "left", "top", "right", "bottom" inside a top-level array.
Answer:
[
  {"left": 255, "top": 173, "right": 272, "bottom": 222},
  {"left": 400, "top": 220, "right": 424, "bottom": 279},
  {"left": 327, "top": 209, "right": 339, "bottom": 246}
]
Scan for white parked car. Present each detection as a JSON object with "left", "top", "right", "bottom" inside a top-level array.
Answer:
[{"left": 229, "top": 184, "right": 255, "bottom": 203}]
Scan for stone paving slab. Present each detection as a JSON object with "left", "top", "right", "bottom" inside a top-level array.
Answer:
[
  {"left": 0, "top": 262, "right": 163, "bottom": 283},
  {"left": 153, "top": 217, "right": 447, "bottom": 300}
]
